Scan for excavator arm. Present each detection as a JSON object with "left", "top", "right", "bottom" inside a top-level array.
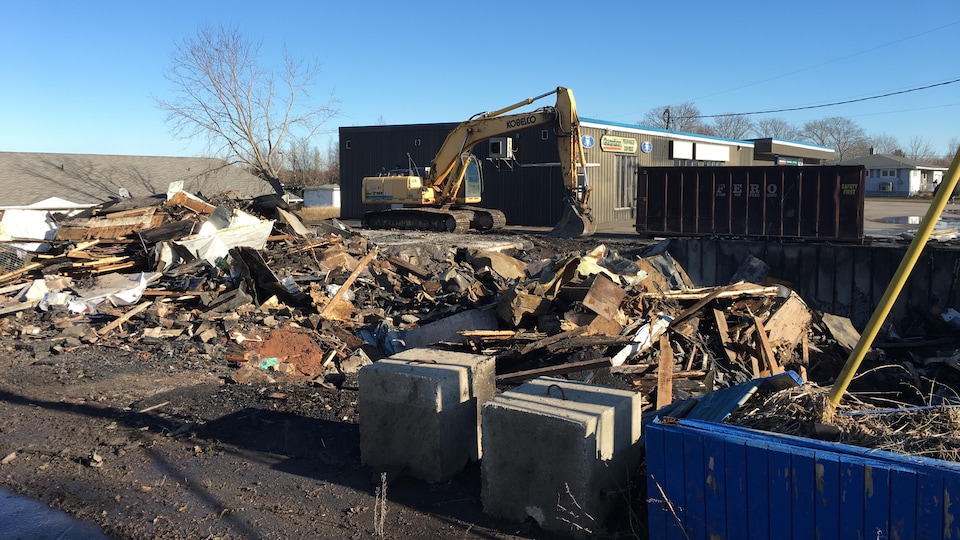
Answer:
[{"left": 361, "top": 86, "right": 596, "bottom": 237}]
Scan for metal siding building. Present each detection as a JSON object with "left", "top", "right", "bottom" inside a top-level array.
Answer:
[{"left": 339, "top": 119, "right": 760, "bottom": 227}]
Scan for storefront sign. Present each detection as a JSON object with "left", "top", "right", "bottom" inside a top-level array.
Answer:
[
  {"left": 600, "top": 135, "right": 638, "bottom": 153},
  {"left": 581, "top": 135, "right": 595, "bottom": 149}
]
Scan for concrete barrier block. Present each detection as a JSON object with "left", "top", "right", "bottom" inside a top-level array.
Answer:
[
  {"left": 481, "top": 377, "right": 642, "bottom": 539},
  {"left": 359, "top": 348, "right": 494, "bottom": 482}
]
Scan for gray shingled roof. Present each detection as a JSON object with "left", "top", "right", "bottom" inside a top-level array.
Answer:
[
  {"left": 838, "top": 153, "right": 947, "bottom": 170},
  {"left": 0, "top": 152, "right": 276, "bottom": 207}
]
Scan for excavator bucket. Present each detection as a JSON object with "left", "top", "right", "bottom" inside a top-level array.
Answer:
[{"left": 548, "top": 200, "right": 597, "bottom": 238}]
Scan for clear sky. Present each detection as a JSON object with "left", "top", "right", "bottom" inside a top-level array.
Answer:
[{"left": 2, "top": 1, "right": 958, "bottom": 159}]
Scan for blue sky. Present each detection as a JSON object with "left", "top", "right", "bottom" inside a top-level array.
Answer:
[{"left": 2, "top": 1, "right": 958, "bottom": 159}]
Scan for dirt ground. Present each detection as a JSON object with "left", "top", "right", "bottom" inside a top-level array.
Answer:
[{"left": 0, "top": 197, "right": 953, "bottom": 540}]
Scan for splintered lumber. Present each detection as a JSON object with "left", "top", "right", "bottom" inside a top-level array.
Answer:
[
  {"left": 167, "top": 191, "right": 216, "bottom": 214},
  {"left": 496, "top": 358, "right": 611, "bottom": 384},
  {"left": 66, "top": 240, "right": 102, "bottom": 258},
  {"left": 318, "top": 249, "right": 377, "bottom": 318},
  {"left": 712, "top": 308, "right": 739, "bottom": 364},
  {"left": 763, "top": 292, "right": 812, "bottom": 350},
  {"left": 387, "top": 256, "right": 432, "bottom": 279},
  {"left": 97, "top": 301, "right": 152, "bottom": 336},
  {"left": 821, "top": 313, "right": 862, "bottom": 353},
  {"left": 752, "top": 314, "right": 783, "bottom": 375},
  {"left": 90, "top": 261, "right": 137, "bottom": 275},
  {"left": 0, "top": 262, "right": 42, "bottom": 284},
  {"left": 656, "top": 334, "right": 674, "bottom": 408},
  {"left": 520, "top": 326, "right": 588, "bottom": 356},
  {"left": 644, "top": 284, "right": 779, "bottom": 301},
  {"left": 76, "top": 256, "right": 129, "bottom": 267}
]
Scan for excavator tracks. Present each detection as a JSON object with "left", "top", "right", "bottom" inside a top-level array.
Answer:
[
  {"left": 363, "top": 208, "right": 473, "bottom": 234},
  {"left": 362, "top": 206, "right": 506, "bottom": 234}
]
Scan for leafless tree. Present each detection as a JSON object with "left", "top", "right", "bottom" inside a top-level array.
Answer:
[
  {"left": 711, "top": 114, "right": 754, "bottom": 139},
  {"left": 157, "top": 25, "right": 339, "bottom": 195},
  {"left": 867, "top": 133, "right": 900, "bottom": 155},
  {"left": 282, "top": 139, "right": 339, "bottom": 187},
  {"left": 906, "top": 136, "right": 938, "bottom": 162},
  {"left": 640, "top": 102, "right": 712, "bottom": 135},
  {"left": 282, "top": 141, "right": 324, "bottom": 188},
  {"left": 802, "top": 117, "right": 869, "bottom": 161},
  {"left": 753, "top": 117, "right": 803, "bottom": 140}
]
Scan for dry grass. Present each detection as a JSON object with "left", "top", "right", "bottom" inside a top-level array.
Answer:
[
  {"left": 294, "top": 207, "right": 341, "bottom": 223},
  {"left": 727, "top": 384, "right": 960, "bottom": 462}
]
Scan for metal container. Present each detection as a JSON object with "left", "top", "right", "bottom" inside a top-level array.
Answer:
[
  {"left": 646, "top": 418, "right": 960, "bottom": 540},
  {"left": 636, "top": 166, "right": 865, "bottom": 241}
]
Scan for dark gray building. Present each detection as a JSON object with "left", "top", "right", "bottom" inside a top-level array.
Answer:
[{"left": 340, "top": 119, "right": 830, "bottom": 228}]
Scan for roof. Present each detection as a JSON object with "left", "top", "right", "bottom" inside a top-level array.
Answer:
[
  {"left": 838, "top": 153, "right": 947, "bottom": 170},
  {"left": 0, "top": 152, "right": 276, "bottom": 207},
  {"left": 749, "top": 138, "right": 835, "bottom": 161},
  {"left": 581, "top": 118, "right": 755, "bottom": 147}
]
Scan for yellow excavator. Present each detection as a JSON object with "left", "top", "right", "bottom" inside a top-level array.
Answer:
[{"left": 361, "top": 86, "right": 596, "bottom": 238}]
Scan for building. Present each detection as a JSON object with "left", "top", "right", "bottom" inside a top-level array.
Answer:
[
  {"left": 748, "top": 138, "right": 835, "bottom": 166},
  {"left": 340, "top": 119, "right": 833, "bottom": 228},
  {"left": 838, "top": 153, "right": 947, "bottom": 197},
  {"left": 0, "top": 152, "right": 275, "bottom": 208}
]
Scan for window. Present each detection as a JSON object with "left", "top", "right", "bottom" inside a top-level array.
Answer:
[
  {"left": 541, "top": 129, "right": 549, "bottom": 140},
  {"left": 345, "top": 140, "right": 352, "bottom": 150},
  {"left": 881, "top": 169, "right": 896, "bottom": 177},
  {"left": 414, "top": 138, "right": 421, "bottom": 147},
  {"left": 616, "top": 155, "right": 638, "bottom": 209}
]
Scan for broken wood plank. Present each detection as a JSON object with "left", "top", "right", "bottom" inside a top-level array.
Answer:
[
  {"left": 669, "top": 285, "right": 736, "bottom": 329},
  {"left": 582, "top": 274, "right": 626, "bottom": 321},
  {"left": 460, "top": 330, "right": 519, "bottom": 339},
  {"left": 656, "top": 334, "right": 674, "bottom": 409},
  {"left": 97, "top": 301, "right": 152, "bottom": 336},
  {"left": 712, "top": 308, "right": 739, "bottom": 364},
  {"left": 0, "top": 263, "right": 42, "bottom": 284},
  {"left": 76, "top": 256, "right": 129, "bottom": 267},
  {"left": 387, "top": 256, "right": 430, "bottom": 279},
  {"left": 0, "top": 299, "right": 39, "bottom": 315},
  {"left": 318, "top": 249, "right": 377, "bottom": 318},
  {"left": 496, "top": 358, "right": 612, "bottom": 384},
  {"left": 763, "top": 292, "right": 812, "bottom": 351},
  {"left": 642, "top": 284, "right": 780, "bottom": 301},
  {"left": 520, "top": 326, "right": 589, "bottom": 356},
  {"left": 752, "top": 314, "right": 783, "bottom": 375},
  {"left": 90, "top": 261, "right": 137, "bottom": 274},
  {"left": 166, "top": 191, "right": 216, "bottom": 214},
  {"left": 820, "top": 313, "right": 862, "bottom": 353}
]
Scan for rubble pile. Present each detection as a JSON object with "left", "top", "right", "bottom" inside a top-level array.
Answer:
[{"left": 2, "top": 188, "right": 960, "bottom": 415}]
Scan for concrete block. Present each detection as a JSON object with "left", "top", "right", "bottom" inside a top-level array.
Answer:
[
  {"left": 359, "top": 348, "right": 494, "bottom": 482},
  {"left": 481, "top": 377, "right": 642, "bottom": 539}
]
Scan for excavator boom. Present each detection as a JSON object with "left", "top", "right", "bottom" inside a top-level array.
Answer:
[{"left": 361, "top": 86, "right": 595, "bottom": 237}]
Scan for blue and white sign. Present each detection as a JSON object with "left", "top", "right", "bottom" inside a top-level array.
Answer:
[
  {"left": 640, "top": 141, "right": 653, "bottom": 154},
  {"left": 581, "top": 135, "right": 595, "bottom": 149}
]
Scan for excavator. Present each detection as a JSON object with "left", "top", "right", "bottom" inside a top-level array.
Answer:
[{"left": 361, "top": 86, "right": 596, "bottom": 238}]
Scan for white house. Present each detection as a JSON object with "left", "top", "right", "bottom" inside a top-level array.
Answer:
[{"left": 839, "top": 153, "right": 947, "bottom": 197}]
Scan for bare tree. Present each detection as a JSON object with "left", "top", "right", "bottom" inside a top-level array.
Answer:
[
  {"left": 711, "top": 114, "right": 754, "bottom": 139},
  {"left": 906, "top": 136, "right": 938, "bottom": 162},
  {"left": 157, "top": 25, "right": 339, "bottom": 195},
  {"left": 282, "top": 141, "right": 325, "bottom": 188},
  {"left": 867, "top": 133, "right": 900, "bottom": 155},
  {"left": 802, "top": 117, "right": 868, "bottom": 161},
  {"left": 753, "top": 117, "right": 803, "bottom": 140},
  {"left": 640, "top": 102, "right": 712, "bottom": 135},
  {"left": 321, "top": 141, "right": 340, "bottom": 185}
]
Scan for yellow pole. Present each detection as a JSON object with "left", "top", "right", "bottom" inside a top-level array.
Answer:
[{"left": 828, "top": 147, "right": 960, "bottom": 410}]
